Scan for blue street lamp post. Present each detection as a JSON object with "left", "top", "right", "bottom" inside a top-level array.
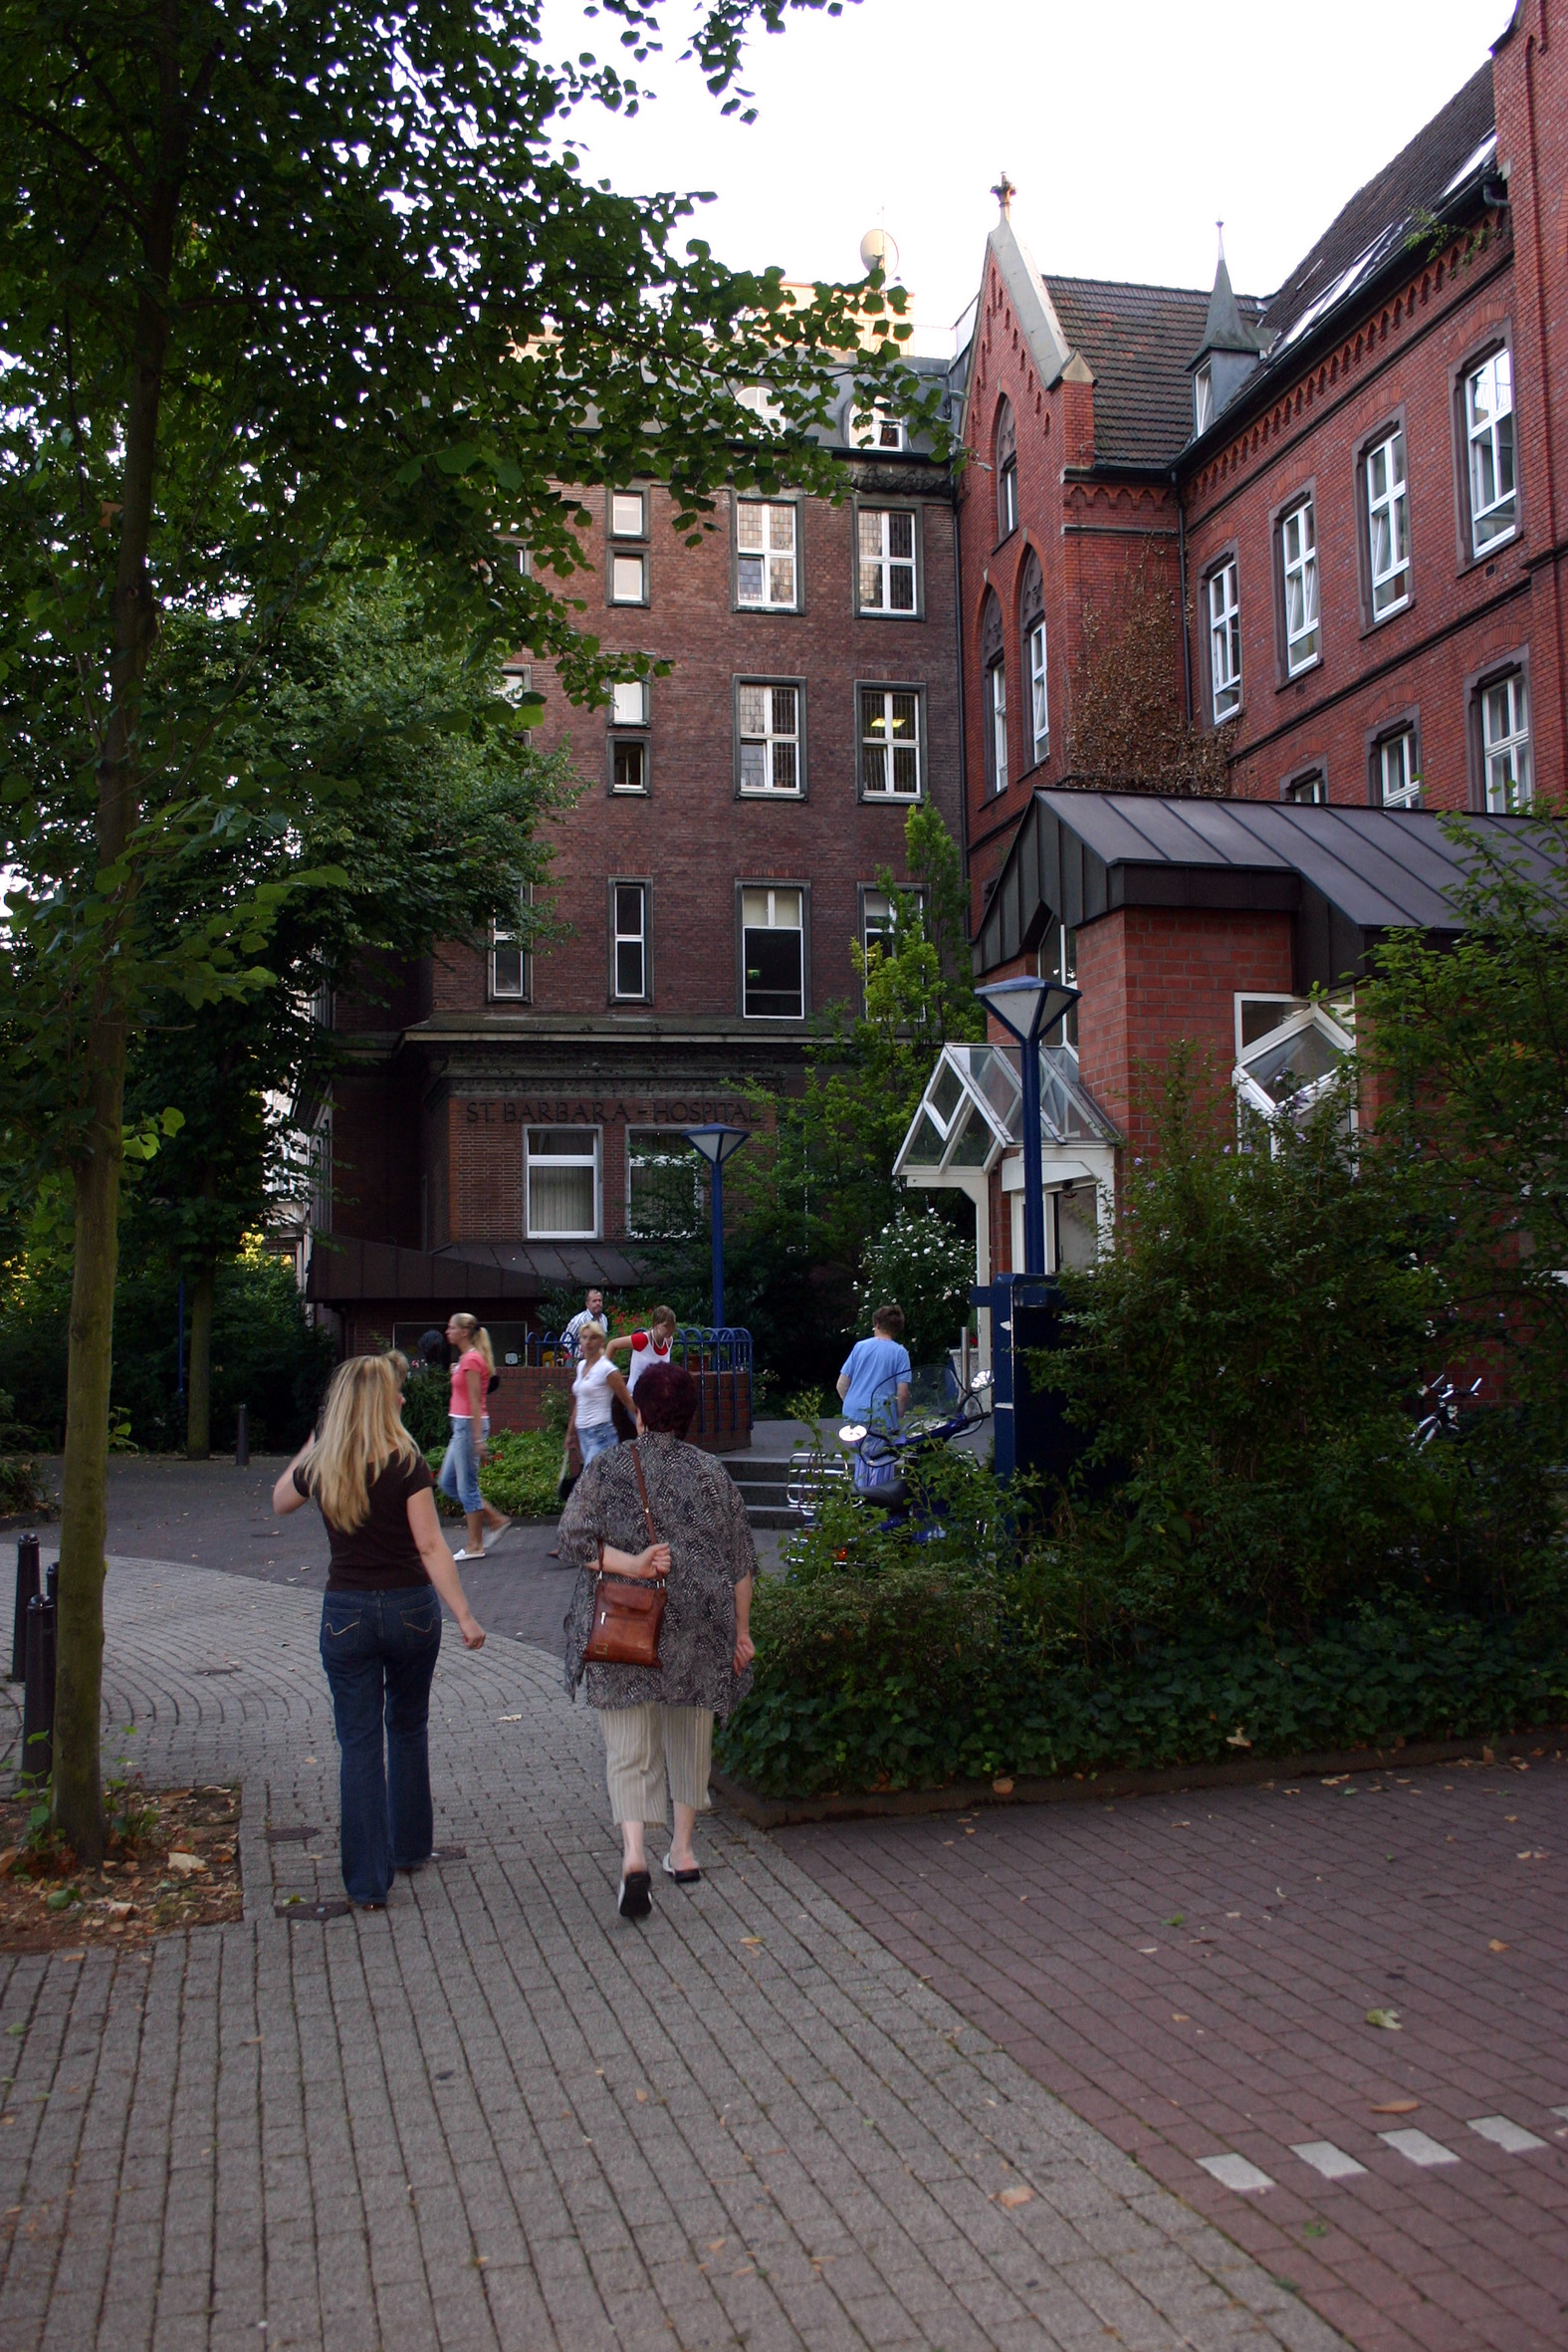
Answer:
[
  {"left": 974, "top": 976, "right": 1082, "bottom": 1275},
  {"left": 683, "top": 1125, "right": 750, "bottom": 1328}
]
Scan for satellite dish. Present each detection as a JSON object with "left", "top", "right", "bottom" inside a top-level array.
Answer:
[{"left": 858, "top": 226, "right": 899, "bottom": 278}]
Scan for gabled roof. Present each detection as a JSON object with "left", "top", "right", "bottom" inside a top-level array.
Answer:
[
  {"left": 976, "top": 788, "right": 1559, "bottom": 990},
  {"left": 986, "top": 212, "right": 1071, "bottom": 390},
  {"left": 1257, "top": 62, "right": 1496, "bottom": 354},
  {"left": 1192, "top": 254, "right": 1265, "bottom": 363},
  {"left": 1043, "top": 277, "right": 1267, "bottom": 467}
]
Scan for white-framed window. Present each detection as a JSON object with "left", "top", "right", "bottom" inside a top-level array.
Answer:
[
  {"left": 1209, "top": 559, "right": 1241, "bottom": 720},
  {"left": 490, "top": 891, "right": 529, "bottom": 1002},
  {"left": 1280, "top": 498, "right": 1320, "bottom": 672},
  {"left": 1466, "top": 350, "right": 1516, "bottom": 553},
  {"left": 857, "top": 508, "right": 916, "bottom": 613},
  {"left": 1285, "top": 770, "right": 1327, "bottom": 805},
  {"left": 1194, "top": 362, "right": 1214, "bottom": 434},
  {"left": 1000, "top": 453, "right": 1018, "bottom": 537},
  {"left": 1039, "top": 918, "right": 1077, "bottom": 1051},
  {"left": 1481, "top": 671, "right": 1531, "bottom": 811},
  {"left": 738, "top": 682, "right": 801, "bottom": 795},
  {"left": 611, "top": 881, "right": 648, "bottom": 1001},
  {"left": 742, "top": 886, "right": 804, "bottom": 1019},
  {"left": 987, "top": 658, "right": 1008, "bottom": 793},
  {"left": 526, "top": 1127, "right": 599, "bottom": 1240},
  {"left": 610, "top": 551, "right": 647, "bottom": 604},
  {"left": 851, "top": 404, "right": 904, "bottom": 451},
  {"left": 1376, "top": 729, "right": 1421, "bottom": 810},
  {"left": 611, "top": 679, "right": 648, "bottom": 727},
  {"left": 736, "top": 501, "right": 797, "bottom": 607},
  {"left": 1027, "top": 618, "right": 1048, "bottom": 762},
  {"left": 860, "top": 886, "right": 926, "bottom": 1006},
  {"left": 500, "top": 657, "right": 533, "bottom": 709},
  {"left": 610, "top": 489, "right": 647, "bottom": 539},
  {"left": 610, "top": 740, "right": 647, "bottom": 794},
  {"left": 626, "top": 1128, "right": 700, "bottom": 1239},
  {"left": 1366, "top": 429, "right": 1411, "bottom": 617},
  {"left": 859, "top": 687, "right": 922, "bottom": 798}
]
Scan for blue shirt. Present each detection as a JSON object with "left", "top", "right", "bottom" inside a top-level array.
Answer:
[{"left": 839, "top": 1335, "right": 912, "bottom": 1431}]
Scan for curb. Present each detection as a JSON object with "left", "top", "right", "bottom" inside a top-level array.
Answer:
[{"left": 710, "top": 1726, "right": 1567, "bottom": 1829}]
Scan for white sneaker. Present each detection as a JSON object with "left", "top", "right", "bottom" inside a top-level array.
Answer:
[{"left": 453, "top": 1546, "right": 484, "bottom": 1562}]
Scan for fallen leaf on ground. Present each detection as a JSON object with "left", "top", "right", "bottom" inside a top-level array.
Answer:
[
  {"left": 634, "top": 2089, "right": 648, "bottom": 2104},
  {"left": 0, "top": 1851, "right": 17, "bottom": 1878},
  {"left": 1365, "top": 2009, "right": 1402, "bottom": 2030},
  {"left": 1371, "top": 2098, "right": 1418, "bottom": 2114},
  {"left": 740, "top": 1937, "right": 762, "bottom": 1948},
  {"left": 1488, "top": 1939, "right": 1508, "bottom": 1953},
  {"left": 165, "top": 1852, "right": 207, "bottom": 1877},
  {"left": 1171, "top": 2013, "right": 1191, "bottom": 2022},
  {"left": 992, "top": 1777, "right": 1013, "bottom": 1794},
  {"left": 999, "top": 2185, "right": 1033, "bottom": 2209},
  {"left": 497, "top": 1715, "right": 523, "bottom": 1724}
]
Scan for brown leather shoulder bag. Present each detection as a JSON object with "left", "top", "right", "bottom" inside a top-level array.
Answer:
[{"left": 581, "top": 1445, "right": 667, "bottom": 1670}]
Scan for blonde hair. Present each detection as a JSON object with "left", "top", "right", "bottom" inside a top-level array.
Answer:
[
  {"left": 449, "top": 1312, "right": 495, "bottom": 1374},
  {"left": 578, "top": 1322, "right": 606, "bottom": 1359},
  {"left": 387, "top": 1349, "right": 410, "bottom": 1387},
  {"left": 307, "top": 1356, "right": 421, "bottom": 1532}
]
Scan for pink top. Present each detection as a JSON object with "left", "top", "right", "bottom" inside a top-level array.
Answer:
[{"left": 449, "top": 1347, "right": 487, "bottom": 1419}]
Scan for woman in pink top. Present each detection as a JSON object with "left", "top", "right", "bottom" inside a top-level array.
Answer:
[{"left": 437, "top": 1313, "right": 511, "bottom": 1560}]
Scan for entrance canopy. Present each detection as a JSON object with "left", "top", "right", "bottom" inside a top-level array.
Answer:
[{"left": 895, "top": 1041, "right": 1119, "bottom": 1183}]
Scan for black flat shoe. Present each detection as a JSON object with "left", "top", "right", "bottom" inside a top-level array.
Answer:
[
  {"left": 617, "top": 1870, "right": 652, "bottom": 1919},
  {"left": 661, "top": 1853, "right": 701, "bottom": 1884}
]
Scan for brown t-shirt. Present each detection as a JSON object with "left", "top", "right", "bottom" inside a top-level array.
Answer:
[{"left": 294, "top": 1452, "right": 435, "bottom": 1592}]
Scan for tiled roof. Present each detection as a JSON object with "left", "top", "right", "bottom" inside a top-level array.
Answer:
[
  {"left": 1043, "top": 277, "right": 1268, "bottom": 468},
  {"left": 1258, "top": 62, "right": 1496, "bottom": 353}
]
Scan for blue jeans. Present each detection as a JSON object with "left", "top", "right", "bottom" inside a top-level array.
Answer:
[
  {"left": 439, "top": 1414, "right": 482, "bottom": 1513},
  {"left": 319, "top": 1587, "right": 442, "bottom": 1903},
  {"left": 578, "top": 1420, "right": 618, "bottom": 1465}
]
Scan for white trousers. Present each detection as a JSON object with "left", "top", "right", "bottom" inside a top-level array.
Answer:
[{"left": 599, "top": 1704, "right": 714, "bottom": 1825}]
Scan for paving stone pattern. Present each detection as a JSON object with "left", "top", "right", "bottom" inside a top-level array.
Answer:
[
  {"left": 0, "top": 1558, "right": 1342, "bottom": 2352},
  {"left": 779, "top": 1761, "right": 1568, "bottom": 2352}
]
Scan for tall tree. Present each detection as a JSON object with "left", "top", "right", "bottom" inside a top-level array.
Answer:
[{"left": 0, "top": 0, "right": 929, "bottom": 1855}]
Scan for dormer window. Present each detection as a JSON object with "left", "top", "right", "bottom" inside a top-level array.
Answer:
[{"left": 1194, "top": 362, "right": 1214, "bottom": 434}]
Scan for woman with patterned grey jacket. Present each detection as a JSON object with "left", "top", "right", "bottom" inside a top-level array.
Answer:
[{"left": 560, "top": 1363, "right": 756, "bottom": 1918}]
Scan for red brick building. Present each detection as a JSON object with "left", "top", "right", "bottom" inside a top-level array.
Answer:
[
  {"left": 920, "top": 2, "right": 1566, "bottom": 1302},
  {"left": 312, "top": 376, "right": 964, "bottom": 1352}
]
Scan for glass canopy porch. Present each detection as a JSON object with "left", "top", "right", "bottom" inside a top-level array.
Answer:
[{"left": 894, "top": 1042, "right": 1120, "bottom": 1182}]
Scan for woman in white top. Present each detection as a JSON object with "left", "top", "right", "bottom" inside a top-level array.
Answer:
[
  {"left": 606, "top": 1304, "right": 677, "bottom": 1441},
  {"left": 569, "top": 1325, "right": 634, "bottom": 1468}
]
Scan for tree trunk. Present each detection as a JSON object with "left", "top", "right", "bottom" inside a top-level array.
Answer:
[
  {"left": 52, "top": 219, "right": 176, "bottom": 1855},
  {"left": 52, "top": 1022, "right": 126, "bottom": 1859},
  {"left": 185, "top": 1265, "right": 214, "bottom": 1458}
]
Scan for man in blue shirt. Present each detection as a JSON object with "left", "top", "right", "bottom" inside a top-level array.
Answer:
[{"left": 836, "top": 1304, "right": 912, "bottom": 1488}]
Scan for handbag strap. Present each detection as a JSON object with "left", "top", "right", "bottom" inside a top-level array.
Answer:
[{"left": 628, "top": 1442, "right": 658, "bottom": 1544}]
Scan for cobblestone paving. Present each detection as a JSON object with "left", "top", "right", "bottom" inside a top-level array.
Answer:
[
  {"left": 780, "top": 1760, "right": 1568, "bottom": 2352},
  {"left": 0, "top": 1559, "right": 1341, "bottom": 2352}
]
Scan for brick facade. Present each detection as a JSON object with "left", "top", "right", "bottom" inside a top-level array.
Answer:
[{"left": 316, "top": 432, "right": 964, "bottom": 1337}]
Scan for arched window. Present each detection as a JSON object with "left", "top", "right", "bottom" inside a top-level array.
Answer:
[
  {"left": 994, "top": 398, "right": 1018, "bottom": 540},
  {"left": 981, "top": 592, "right": 1008, "bottom": 795},
  {"left": 1018, "top": 549, "right": 1047, "bottom": 769}
]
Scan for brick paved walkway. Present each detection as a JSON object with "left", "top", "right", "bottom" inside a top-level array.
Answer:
[
  {"left": 780, "top": 1759, "right": 1568, "bottom": 2352},
  {"left": 0, "top": 1558, "right": 1340, "bottom": 2352}
]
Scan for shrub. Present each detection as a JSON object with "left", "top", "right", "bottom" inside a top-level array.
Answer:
[
  {"left": 476, "top": 1428, "right": 560, "bottom": 1519},
  {"left": 853, "top": 1206, "right": 975, "bottom": 1368},
  {"left": 400, "top": 1366, "right": 450, "bottom": 1454},
  {"left": 0, "top": 1460, "right": 52, "bottom": 1518},
  {"left": 1031, "top": 1058, "right": 1557, "bottom": 1643}
]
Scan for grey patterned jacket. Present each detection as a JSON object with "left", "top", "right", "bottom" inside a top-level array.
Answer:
[{"left": 560, "top": 1433, "right": 758, "bottom": 1718}]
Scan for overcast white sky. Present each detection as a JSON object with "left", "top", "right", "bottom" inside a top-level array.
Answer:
[{"left": 546, "top": 0, "right": 1509, "bottom": 340}]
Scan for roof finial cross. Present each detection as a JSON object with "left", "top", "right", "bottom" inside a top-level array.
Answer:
[{"left": 992, "top": 169, "right": 1015, "bottom": 218}]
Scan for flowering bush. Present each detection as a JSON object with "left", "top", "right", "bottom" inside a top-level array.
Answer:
[{"left": 853, "top": 1207, "right": 975, "bottom": 1366}]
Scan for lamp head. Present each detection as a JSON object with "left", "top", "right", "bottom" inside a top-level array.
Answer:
[
  {"left": 975, "top": 975, "right": 1081, "bottom": 1046},
  {"left": 683, "top": 1123, "right": 750, "bottom": 1168}
]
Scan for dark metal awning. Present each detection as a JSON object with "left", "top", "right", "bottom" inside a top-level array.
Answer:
[
  {"left": 976, "top": 789, "right": 1559, "bottom": 989},
  {"left": 306, "top": 1236, "right": 644, "bottom": 1305}
]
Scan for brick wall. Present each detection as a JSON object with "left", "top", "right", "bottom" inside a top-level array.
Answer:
[
  {"left": 526, "top": 473, "right": 963, "bottom": 1023},
  {"left": 1075, "top": 906, "right": 1296, "bottom": 1156}
]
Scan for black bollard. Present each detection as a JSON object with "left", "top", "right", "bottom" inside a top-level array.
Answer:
[
  {"left": 20, "top": 1595, "right": 55, "bottom": 1786},
  {"left": 235, "top": 1403, "right": 250, "bottom": 1469},
  {"left": 10, "top": 1533, "right": 40, "bottom": 1685},
  {"left": 44, "top": 1557, "right": 58, "bottom": 1606}
]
